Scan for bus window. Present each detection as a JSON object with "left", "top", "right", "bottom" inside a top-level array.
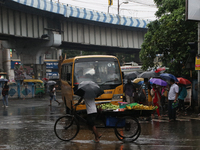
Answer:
[
  {"left": 61, "top": 64, "right": 72, "bottom": 85},
  {"left": 67, "top": 64, "right": 72, "bottom": 85}
]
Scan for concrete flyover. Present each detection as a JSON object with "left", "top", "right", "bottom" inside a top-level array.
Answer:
[{"left": 0, "top": 0, "right": 150, "bottom": 64}]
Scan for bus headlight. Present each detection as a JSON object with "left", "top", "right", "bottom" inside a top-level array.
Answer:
[
  {"left": 112, "top": 94, "right": 123, "bottom": 100},
  {"left": 73, "top": 95, "right": 81, "bottom": 101}
]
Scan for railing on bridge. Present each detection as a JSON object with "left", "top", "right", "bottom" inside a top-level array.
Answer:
[{"left": 11, "top": 0, "right": 150, "bottom": 28}]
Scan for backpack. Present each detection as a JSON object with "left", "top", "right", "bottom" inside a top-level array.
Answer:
[
  {"left": 2, "top": 89, "right": 6, "bottom": 96},
  {"left": 178, "top": 87, "right": 183, "bottom": 96},
  {"left": 2, "top": 85, "right": 8, "bottom": 96}
]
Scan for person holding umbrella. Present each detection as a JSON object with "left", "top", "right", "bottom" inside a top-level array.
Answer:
[
  {"left": 124, "top": 79, "right": 136, "bottom": 103},
  {"left": 168, "top": 79, "right": 179, "bottom": 122},
  {"left": 49, "top": 85, "right": 60, "bottom": 106},
  {"left": 149, "top": 78, "right": 168, "bottom": 116},
  {"left": 74, "top": 81, "right": 103, "bottom": 143},
  {"left": 177, "top": 77, "right": 190, "bottom": 114},
  {"left": 2, "top": 81, "right": 9, "bottom": 107},
  {"left": 178, "top": 84, "right": 187, "bottom": 113},
  {"left": 151, "top": 84, "right": 161, "bottom": 119}
]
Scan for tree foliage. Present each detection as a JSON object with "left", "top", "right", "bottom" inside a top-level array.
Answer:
[{"left": 140, "top": 0, "right": 197, "bottom": 77}]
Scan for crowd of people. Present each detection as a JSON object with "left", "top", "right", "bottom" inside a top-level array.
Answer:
[{"left": 124, "top": 78, "right": 188, "bottom": 121}]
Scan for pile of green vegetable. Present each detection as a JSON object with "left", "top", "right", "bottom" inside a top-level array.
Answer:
[{"left": 97, "top": 103, "right": 119, "bottom": 110}]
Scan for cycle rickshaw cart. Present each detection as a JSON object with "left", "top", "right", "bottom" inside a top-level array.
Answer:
[{"left": 54, "top": 103, "right": 153, "bottom": 142}]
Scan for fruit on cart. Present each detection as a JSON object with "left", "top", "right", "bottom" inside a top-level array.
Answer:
[
  {"left": 97, "top": 103, "right": 119, "bottom": 110},
  {"left": 125, "top": 103, "right": 158, "bottom": 110},
  {"left": 126, "top": 106, "right": 132, "bottom": 110}
]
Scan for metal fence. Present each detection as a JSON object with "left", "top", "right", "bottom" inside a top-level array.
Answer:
[{"left": 0, "top": 83, "right": 35, "bottom": 99}]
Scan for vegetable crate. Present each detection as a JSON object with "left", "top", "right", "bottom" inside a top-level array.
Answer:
[{"left": 106, "top": 116, "right": 125, "bottom": 127}]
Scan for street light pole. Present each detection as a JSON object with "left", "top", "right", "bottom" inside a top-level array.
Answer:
[
  {"left": 108, "top": 5, "right": 111, "bottom": 13},
  {"left": 118, "top": 1, "right": 129, "bottom": 15},
  {"left": 118, "top": 0, "right": 120, "bottom": 15},
  {"left": 118, "top": 1, "right": 129, "bottom": 25}
]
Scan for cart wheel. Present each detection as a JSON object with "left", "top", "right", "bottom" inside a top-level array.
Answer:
[
  {"left": 115, "top": 116, "right": 141, "bottom": 142},
  {"left": 54, "top": 115, "right": 79, "bottom": 141}
]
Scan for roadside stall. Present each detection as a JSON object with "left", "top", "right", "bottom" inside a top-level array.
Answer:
[{"left": 54, "top": 100, "right": 155, "bottom": 142}]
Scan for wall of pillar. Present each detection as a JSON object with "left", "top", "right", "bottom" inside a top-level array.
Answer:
[
  {"left": 57, "top": 49, "right": 62, "bottom": 60},
  {"left": 2, "top": 49, "right": 14, "bottom": 80}
]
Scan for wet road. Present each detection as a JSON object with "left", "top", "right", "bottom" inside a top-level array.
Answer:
[{"left": 0, "top": 96, "right": 200, "bottom": 150}]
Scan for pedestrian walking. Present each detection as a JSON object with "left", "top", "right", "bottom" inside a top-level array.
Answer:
[
  {"left": 168, "top": 79, "right": 179, "bottom": 122},
  {"left": 178, "top": 84, "right": 187, "bottom": 113},
  {"left": 49, "top": 85, "right": 60, "bottom": 106},
  {"left": 2, "top": 82, "right": 9, "bottom": 107},
  {"left": 151, "top": 84, "right": 161, "bottom": 119},
  {"left": 124, "top": 79, "right": 136, "bottom": 103},
  {"left": 75, "top": 96, "right": 102, "bottom": 143}
]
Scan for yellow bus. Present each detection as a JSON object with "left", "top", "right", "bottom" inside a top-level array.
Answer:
[{"left": 61, "top": 55, "right": 123, "bottom": 111}]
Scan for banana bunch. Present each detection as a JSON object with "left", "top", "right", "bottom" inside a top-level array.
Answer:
[{"left": 126, "top": 104, "right": 157, "bottom": 110}]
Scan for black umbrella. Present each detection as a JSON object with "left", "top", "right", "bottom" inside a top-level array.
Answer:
[
  {"left": 138, "top": 71, "right": 160, "bottom": 78},
  {"left": 124, "top": 71, "right": 139, "bottom": 80},
  {"left": 74, "top": 81, "right": 104, "bottom": 99}
]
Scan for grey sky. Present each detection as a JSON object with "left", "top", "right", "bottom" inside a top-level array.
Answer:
[{"left": 53, "top": 0, "right": 158, "bottom": 20}]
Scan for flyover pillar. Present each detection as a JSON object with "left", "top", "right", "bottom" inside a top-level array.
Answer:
[{"left": 2, "top": 32, "right": 62, "bottom": 65}]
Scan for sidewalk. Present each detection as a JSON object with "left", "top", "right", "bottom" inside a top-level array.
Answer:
[{"left": 150, "top": 111, "right": 200, "bottom": 123}]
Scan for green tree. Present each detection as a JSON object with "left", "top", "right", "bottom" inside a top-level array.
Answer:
[{"left": 140, "top": 0, "right": 197, "bottom": 78}]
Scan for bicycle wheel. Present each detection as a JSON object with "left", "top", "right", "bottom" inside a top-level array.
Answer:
[
  {"left": 54, "top": 115, "right": 79, "bottom": 141},
  {"left": 115, "top": 116, "right": 141, "bottom": 142}
]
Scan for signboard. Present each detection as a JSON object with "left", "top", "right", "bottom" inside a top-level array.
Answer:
[
  {"left": 184, "top": 87, "right": 192, "bottom": 109},
  {"left": 11, "top": 61, "right": 21, "bottom": 69},
  {"left": 14, "top": 64, "right": 34, "bottom": 80},
  {"left": 121, "top": 66, "right": 143, "bottom": 73},
  {"left": 184, "top": 88, "right": 192, "bottom": 103},
  {"left": 186, "top": 0, "right": 200, "bottom": 21},
  {"left": 195, "top": 56, "right": 200, "bottom": 70},
  {"left": 108, "top": 0, "right": 113, "bottom": 5},
  {"left": 46, "top": 62, "right": 58, "bottom": 69},
  {"left": 46, "top": 72, "right": 59, "bottom": 79}
]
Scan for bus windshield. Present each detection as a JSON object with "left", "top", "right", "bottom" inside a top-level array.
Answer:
[{"left": 74, "top": 60, "right": 121, "bottom": 86}]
